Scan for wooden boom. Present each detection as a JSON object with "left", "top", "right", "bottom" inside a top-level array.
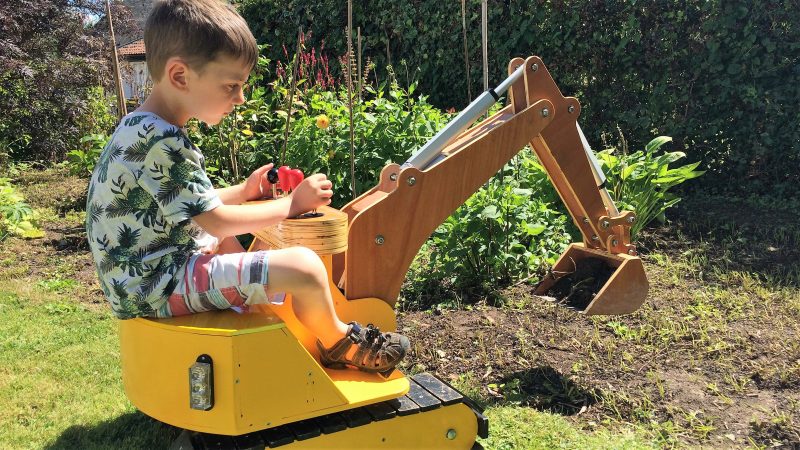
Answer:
[{"left": 334, "top": 56, "right": 642, "bottom": 309}]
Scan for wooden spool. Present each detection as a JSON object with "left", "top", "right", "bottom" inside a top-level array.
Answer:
[{"left": 251, "top": 204, "right": 348, "bottom": 255}]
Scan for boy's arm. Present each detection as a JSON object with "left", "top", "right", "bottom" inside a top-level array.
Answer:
[
  {"left": 193, "top": 173, "right": 333, "bottom": 239},
  {"left": 214, "top": 184, "right": 249, "bottom": 205},
  {"left": 213, "top": 164, "right": 275, "bottom": 205},
  {"left": 193, "top": 197, "right": 292, "bottom": 238}
]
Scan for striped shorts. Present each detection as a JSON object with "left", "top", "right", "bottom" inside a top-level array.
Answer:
[{"left": 153, "top": 251, "right": 274, "bottom": 318}]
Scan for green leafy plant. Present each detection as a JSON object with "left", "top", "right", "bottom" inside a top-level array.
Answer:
[
  {"left": 404, "top": 149, "right": 573, "bottom": 306},
  {"left": 597, "top": 136, "right": 704, "bottom": 238},
  {"left": 281, "top": 81, "right": 448, "bottom": 206},
  {"left": 66, "top": 133, "right": 109, "bottom": 176},
  {"left": 0, "top": 178, "right": 43, "bottom": 241},
  {"left": 188, "top": 41, "right": 448, "bottom": 206}
]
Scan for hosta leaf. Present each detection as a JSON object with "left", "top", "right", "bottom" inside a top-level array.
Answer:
[
  {"left": 645, "top": 136, "right": 673, "bottom": 153},
  {"left": 480, "top": 205, "right": 500, "bottom": 219}
]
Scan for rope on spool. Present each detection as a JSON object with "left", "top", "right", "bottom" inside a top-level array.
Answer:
[{"left": 251, "top": 205, "right": 348, "bottom": 255}]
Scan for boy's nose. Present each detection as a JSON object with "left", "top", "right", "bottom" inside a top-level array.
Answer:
[{"left": 233, "top": 91, "right": 245, "bottom": 105}]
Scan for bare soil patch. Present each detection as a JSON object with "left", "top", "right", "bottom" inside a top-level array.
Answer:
[{"left": 398, "top": 197, "right": 800, "bottom": 448}]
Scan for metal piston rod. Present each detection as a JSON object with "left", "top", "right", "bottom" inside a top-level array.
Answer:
[
  {"left": 403, "top": 65, "right": 526, "bottom": 170},
  {"left": 403, "top": 65, "right": 620, "bottom": 221}
]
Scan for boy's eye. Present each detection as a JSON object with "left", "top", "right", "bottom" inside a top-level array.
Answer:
[{"left": 227, "top": 84, "right": 240, "bottom": 92}]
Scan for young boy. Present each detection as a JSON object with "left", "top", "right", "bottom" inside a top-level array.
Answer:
[{"left": 86, "top": 0, "right": 409, "bottom": 374}]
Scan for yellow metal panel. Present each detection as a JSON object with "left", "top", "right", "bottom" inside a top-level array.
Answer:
[
  {"left": 278, "top": 403, "right": 479, "bottom": 449},
  {"left": 141, "top": 308, "right": 285, "bottom": 336},
  {"left": 232, "top": 327, "right": 346, "bottom": 431},
  {"left": 120, "top": 318, "right": 238, "bottom": 433}
]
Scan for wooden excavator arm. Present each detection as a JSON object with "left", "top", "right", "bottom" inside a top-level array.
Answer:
[{"left": 334, "top": 56, "right": 647, "bottom": 314}]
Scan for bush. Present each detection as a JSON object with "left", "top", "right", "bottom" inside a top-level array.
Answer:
[
  {"left": 0, "top": 178, "right": 43, "bottom": 241},
  {"left": 414, "top": 150, "right": 573, "bottom": 304},
  {"left": 597, "top": 136, "right": 705, "bottom": 239},
  {"left": 66, "top": 133, "right": 110, "bottom": 177},
  {"left": 0, "top": 1, "right": 132, "bottom": 163}
]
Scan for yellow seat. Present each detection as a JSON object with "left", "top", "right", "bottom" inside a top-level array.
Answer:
[{"left": 120, "top": 297, "right": 409, "bottom": 436}]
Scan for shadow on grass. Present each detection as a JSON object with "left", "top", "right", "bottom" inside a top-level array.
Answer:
[
  {"left": 488, "top": 366, "right": 597, "bottom": 416},
  {"left": 45, "top": 411, "right": 181, "bottom": 450}
]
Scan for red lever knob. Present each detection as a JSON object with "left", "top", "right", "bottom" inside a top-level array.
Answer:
[
  {"left": 289, "top": 169, "right": 304, "bottom": 191},
  {"left": 277, "top": 166, "right": 291, "bottom": 192}
]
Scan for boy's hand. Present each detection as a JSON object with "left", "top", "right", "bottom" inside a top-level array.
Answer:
[
  {"left": 289, "top": 174, "right": 333, "bottom": 216},
  {"left": 242, "top": 163, "right": 274, "bottom": 201}
]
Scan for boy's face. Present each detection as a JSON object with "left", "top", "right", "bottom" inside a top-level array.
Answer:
[{"left": 187, "top": 55, "right": 251, "bottom": 126}]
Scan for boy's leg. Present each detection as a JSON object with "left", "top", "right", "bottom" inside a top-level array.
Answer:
[
  {"left": 265, "top": 247, "right": 349, "bottom": 348},
  {"left": 216, "top": 236, "right": 246, "bottom": 254}
]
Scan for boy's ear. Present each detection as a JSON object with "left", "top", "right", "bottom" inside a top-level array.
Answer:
[{"left": 165, "top": 57, "right": 191, "bottom": 91}]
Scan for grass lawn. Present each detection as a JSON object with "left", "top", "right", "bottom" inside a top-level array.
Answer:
[{"left": 2, "top": 166, "right": 798, "bottom": 449}]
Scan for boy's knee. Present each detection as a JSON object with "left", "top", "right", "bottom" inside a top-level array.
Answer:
[{"left": 282, "top": 247, "right": 328, "bottom": 287}]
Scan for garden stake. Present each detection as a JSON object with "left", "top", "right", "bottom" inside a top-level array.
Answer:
[{"left": 280, "top": 27, "right": 302, "bottom": 168}]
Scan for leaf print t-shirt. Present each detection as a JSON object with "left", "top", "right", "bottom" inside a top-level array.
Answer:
[{"left": 86, "top": 112, "right": 223, "bottom": 319}]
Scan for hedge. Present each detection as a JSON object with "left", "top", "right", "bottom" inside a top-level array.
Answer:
[{"left": 239, "top": 0, "right": 800, "bottom": 194}]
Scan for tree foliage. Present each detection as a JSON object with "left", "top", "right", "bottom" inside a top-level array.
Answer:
[{"left": 0, "top": 0, "right": 136, "bottom": 162}]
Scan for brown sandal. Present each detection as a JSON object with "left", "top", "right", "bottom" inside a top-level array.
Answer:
[{"left": 316, "top": 322, "right": 410, "bottom": 376}]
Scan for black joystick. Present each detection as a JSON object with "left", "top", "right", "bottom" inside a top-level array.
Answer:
[
  {"left": 267, "top": 167, "right": 279, "bottom": 184},
  {"left": 267, "top": 167, "right": 279, "bottom": 198}
]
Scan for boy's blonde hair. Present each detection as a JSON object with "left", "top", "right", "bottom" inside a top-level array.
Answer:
[{"left": 144, "top": 0, "right": 258, "bottom": 81}]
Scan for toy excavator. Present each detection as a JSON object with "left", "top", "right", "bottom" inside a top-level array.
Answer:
[{"left": 119, "top": 56, "right": 649, "bottom": 449}]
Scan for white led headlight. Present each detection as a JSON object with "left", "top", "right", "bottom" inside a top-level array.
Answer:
[{"left": 189, "top": 354, "right": 214, "bottom": 410}]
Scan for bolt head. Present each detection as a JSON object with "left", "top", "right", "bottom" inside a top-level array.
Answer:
[
  {"left": 541, "top": 108, "right": 550, "bottom": 117},
  {"left": 531, "top": 63, "right": 539, "bottom": 72},
  {"left": 628, "top": 249, "right": 636, "bottom": 255},
  {"left": 568, "top": 105, "right": 575, "bottom": 113},
  {"left": 407, "top": 176, "right": 416, "bottom": 186},
  {"left": 375, "top": 235, "right": 385, "bottom": 245},
  {"left": 591, "top": 234, "right": 599, "bottom": 241},
  {"left": 601, "top": 220, "right": 610, "bottom": 228},
  {"left": 612, "top": 239, "right": 619, "bottom": 247},
  {"left": 446, "top": 429, "right": 457, "bottom": 440},
  {"left": 627, "top": 216, "right": 636, "bottom": 223},
  {"left": 389, "top": 173, "right": 398, "bottom": 181}
]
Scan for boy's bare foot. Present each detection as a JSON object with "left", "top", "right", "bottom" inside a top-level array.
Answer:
[{"left": 316, "top": 322, "right": 410, "bottom": 377}]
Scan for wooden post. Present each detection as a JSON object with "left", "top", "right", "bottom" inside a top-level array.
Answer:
[
  {"left": 357, "top": 27, "right": 362, "bottom": 101},
  {"left": 481, "top": 0, "right": 488, "bottom": 93},
  {"left": 347, "top": 0, "right": 356, "bottom": 199},
  {"left": 106, "top": 0, "right": 127, "bottom": 119},
  {"left": 462, "top": 0, "right": 471, "bottom": 103},
  {"left": 280, "top": 27, "right": 302, "bottom": 167}
]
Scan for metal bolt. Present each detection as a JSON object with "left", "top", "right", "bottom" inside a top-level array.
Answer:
[
  {"left": 375, "top": 235, "right": 385, "bottom": 245},
  {"left": 628, "top": 249, "right": 637, "bottom": 255},
  {"left": 407, "top": 176, "right": 416, "bottom": 186},
  {"left": 389, "top": 173, "right": 398, "bottom": 181},
  {"left": 612, "top": 239, "right": 619, "bottom": 247},
  {"left": 627, "top": 216, "right": 636, "bottom": 223},
  {"left": 583, "top": 217, "right": 590, "bottom": 224},
  {"left": 531, "top": 63, "right": 539, "bottom": 72},
  {"left": 601, "top": 220, "right": 610, "bottom": 229},
  {"left": 446, "top": 429, "right": 457, "bottom": 440},
  {"left": 568, "top": 105, "right": 575, "bottom": 114},
  {"left": 591, "top": 235, "right": 599, "bottom": 241},
  {"left": 541, "top": 108, "right": 550, "bottom": 118}
]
